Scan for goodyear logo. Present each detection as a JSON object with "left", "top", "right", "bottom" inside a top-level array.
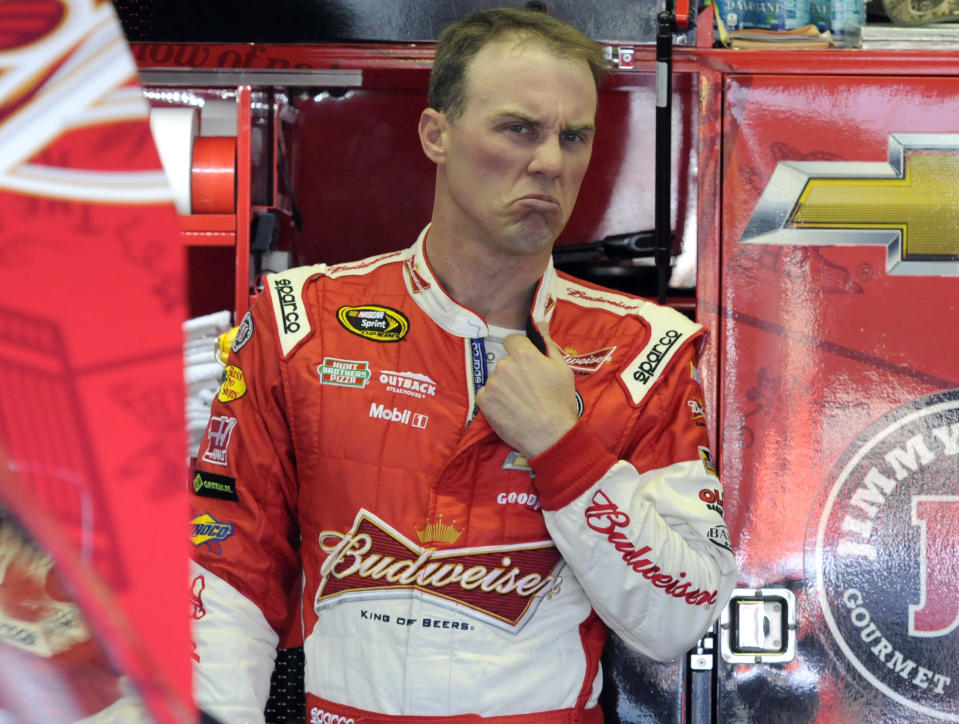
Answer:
[
  {"left": 336, "top": 305, "right": 409, "bottom": 343},
  {"left": 217, "top": 365, "right": 246, "bottom": 403},
  {"left": 190, "top": 513, "right": 234, "bottom": 548},
  {"left": 741, "top": 133, "right": 959, "bottom": 276}
]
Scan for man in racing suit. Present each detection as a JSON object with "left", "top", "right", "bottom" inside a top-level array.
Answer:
[{"left": 191, "top": 8, "right": 737, "bottom": 724}]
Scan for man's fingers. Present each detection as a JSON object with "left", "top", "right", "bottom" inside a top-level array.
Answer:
[
  {"left": 545, "top": 335, "right": 566, "bottom": 360},
  {"left": 502, "top": 328, "right": 568, "bottom": 368},
  {"left": 503, "top": 333, "right": 534, "bottom": 356},
  {"left": 539, "top": 326, "right": 571, "bottom": 368},
  {"left": 536, "top": 322, "right": 563, "bottom": 360}
]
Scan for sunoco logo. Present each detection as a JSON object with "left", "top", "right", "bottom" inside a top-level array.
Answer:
[
  {"left": 337, "top": 305, "right": 409, "bottom": 342},
  {"left": 808, "top": 389, "right": 959, "bottom": 720}
]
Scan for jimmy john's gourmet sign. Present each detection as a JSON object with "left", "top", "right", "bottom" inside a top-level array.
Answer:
[{"left": 809, "top": 389, "right": 959, "bottom": 721}]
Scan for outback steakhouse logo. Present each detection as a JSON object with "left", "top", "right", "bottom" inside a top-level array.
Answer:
[
  {"left": 316, "top": 511, "right": 563, "bottom": 631},
  {"left": 809, "top": 389, "right": 959, "bottom": 720},
  {"left": 337, "top": 305, "right": 409, "bottom": 342}
]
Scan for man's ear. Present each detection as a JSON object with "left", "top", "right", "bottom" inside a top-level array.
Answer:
[{"left": 418, "top": 108, "right": 448, "bottom": 164}]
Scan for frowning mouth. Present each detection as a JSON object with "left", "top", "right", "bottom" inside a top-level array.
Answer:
[{"left": 514, "top": 195, "right": 561, "bottom": 213}]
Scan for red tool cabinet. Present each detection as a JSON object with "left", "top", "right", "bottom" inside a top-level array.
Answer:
[{"left": 131, "top": 31, "right": 959, "bottom": 724}]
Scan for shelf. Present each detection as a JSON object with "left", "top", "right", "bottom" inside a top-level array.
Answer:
[{"left": 179, "top": 214, "right": 236, "bottom": 233}]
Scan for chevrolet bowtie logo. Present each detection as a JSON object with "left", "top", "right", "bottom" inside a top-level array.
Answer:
[{"left": 741, "top": 134, "right": 959, "bottom": 276}]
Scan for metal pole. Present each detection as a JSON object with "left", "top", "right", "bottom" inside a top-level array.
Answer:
[{"left": 654, "top": 3, "right": 675, "bottom": 306}]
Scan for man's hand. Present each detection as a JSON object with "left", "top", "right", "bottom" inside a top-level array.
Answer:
[{"left": 475, "top": 329, "right": 579, "bottom": 459}]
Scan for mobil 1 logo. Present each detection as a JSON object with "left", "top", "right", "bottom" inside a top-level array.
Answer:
[{"left": 808, "top": 388, "right": 959, "bottom": 721}]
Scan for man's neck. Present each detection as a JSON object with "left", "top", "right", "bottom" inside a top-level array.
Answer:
[{"left": 424, "top": 224, "right": 548, "bottom": 329}]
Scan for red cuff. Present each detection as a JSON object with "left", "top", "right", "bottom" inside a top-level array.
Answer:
[{"left": 529, "top": 420, "right": 618, "bottom": 511}]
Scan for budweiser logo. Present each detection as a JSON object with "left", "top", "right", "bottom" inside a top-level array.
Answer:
[
  {"left": 563, "top": 345, "right": 616, "bottom": 374},
  {"left": 404, "top": 256, "right": 431, "bottom": 293},
  {"left": 316, "top": 511, "right": 564, "bottom": 630}
]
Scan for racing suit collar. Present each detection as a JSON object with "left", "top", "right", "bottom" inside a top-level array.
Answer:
[{"left": 403, "top": 224, "right": 556, "bottom": 339}]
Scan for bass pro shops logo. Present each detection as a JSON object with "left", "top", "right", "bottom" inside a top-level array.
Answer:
[
  {"left": 808, "top": 389, "right": 959, "bottom": 720},
  {"left": 742, "top": 134, "right": 959, "bottom": 276}
]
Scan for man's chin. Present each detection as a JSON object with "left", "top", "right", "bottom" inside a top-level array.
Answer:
[{"left": 505, "top": 215, "right": 561, "bottom": 254}]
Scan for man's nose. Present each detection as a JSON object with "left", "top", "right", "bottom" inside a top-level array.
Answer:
[{"left": 528, "top": 136, "right": 563, "bottom": 178}]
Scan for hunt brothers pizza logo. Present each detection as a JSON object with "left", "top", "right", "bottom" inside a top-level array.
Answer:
[
  {"left": 809, "top": 389, "right": 959, "bottom": 721},
  {"left": 315, "top": 511, "right": 563, "bottom": 631}
]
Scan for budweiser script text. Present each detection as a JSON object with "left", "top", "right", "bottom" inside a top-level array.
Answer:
[
  {"left": 585, "top": 490, "right": 717, "bottom": 607},
  {"left": 318, "top": 532, "right": 558, "bottom": 597}
]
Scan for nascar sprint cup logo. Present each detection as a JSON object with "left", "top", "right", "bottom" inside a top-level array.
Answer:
[{"left": 808, "top": 389, "right": 959, "bottom": 721}]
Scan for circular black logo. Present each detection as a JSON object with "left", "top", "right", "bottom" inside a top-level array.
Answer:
[{"left": 806, "top": 388, "right": 959, "bottom": 720}]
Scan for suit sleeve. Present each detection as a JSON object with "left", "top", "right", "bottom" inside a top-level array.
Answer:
[
  {"left": 190, "top": 291, "right": 300, "bottom": 724},
  {"left": 529, "top": 341, "right": 737, "bottom": 662}
]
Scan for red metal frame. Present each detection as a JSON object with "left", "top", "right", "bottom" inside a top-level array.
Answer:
[
  {"left": 131, "top": 30, "right": 959, "bottom": 432},
  {"left": 132, "top": 39, "right": 959, "bottom": 77},
  {"left": 236, "top": 84, "right": 253, "bottom": 316}
]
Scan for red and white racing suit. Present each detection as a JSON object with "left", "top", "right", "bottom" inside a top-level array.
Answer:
[{"left": 190, "top": 227, "right": 737, "bottom": 724}]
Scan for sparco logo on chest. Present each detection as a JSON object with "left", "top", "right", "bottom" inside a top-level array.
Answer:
[
  {"left": 273, "top": 278, "right": 301, "bottom": 334},
  {"left": 632, "top": 329, "right": 681, "bottom": 383},
  {"left": 316, "top": 510, "right": 564, "bottom": 631}
]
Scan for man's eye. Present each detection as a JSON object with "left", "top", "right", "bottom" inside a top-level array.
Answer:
[
  {"left": 508, "top": 124, "right": 529, "bottom": 134},
  {"left": 562, "top": 131, "right": 585, "bottom": 144}
]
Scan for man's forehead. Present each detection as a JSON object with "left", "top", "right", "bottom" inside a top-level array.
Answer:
[
  {"left": 463, "top": 39, "right": 597, "bottom": 116},
  {"left": 467, "top": 36, "right": 575, "bottom": 75}
]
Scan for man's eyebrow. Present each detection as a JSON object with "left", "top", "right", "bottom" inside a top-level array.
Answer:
[
  {"left": 565, "top": 122, "right": 595, "bottom": 135},
  {"left": 491, "top": 110, "right": 541, "bottom": 127},
  {"left": 491, "top": 111, "right": 595, "bottom": 134}
]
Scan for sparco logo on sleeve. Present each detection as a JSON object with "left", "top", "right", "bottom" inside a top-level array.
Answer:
[
  {"left": 273, "top": 278, "right": 301, "bottom": 334},
  {"left": 807, "top": 389, "right": 959, "bottom": 721},
  {"left": 310, "top": 708, "right": 354, "bottom": 724},
  {"left": 337, "top": 305, "right": 409, "bottom": 342}
]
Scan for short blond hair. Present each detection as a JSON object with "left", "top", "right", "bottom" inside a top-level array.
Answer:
[{"left": 429, "top": 8, "right": 609, "bottom": 121}]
